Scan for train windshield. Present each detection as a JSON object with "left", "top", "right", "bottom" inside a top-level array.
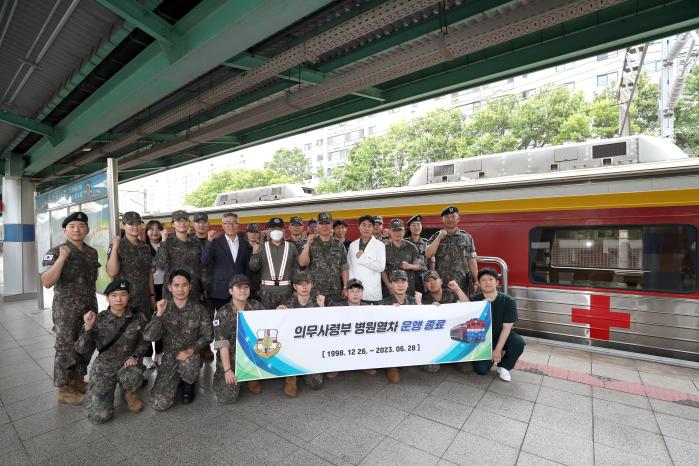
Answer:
[{"left": 530, "top": 225, "right": 697, "bottom": 293}]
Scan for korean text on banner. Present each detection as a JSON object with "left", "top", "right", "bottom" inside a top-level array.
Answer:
[{"left": 235, "top": 302, "right": 492, "bottom": 382}]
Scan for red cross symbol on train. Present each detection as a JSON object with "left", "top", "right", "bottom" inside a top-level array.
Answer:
[{"left": 571, "top": 295, "right": 631, "bottom": 340}]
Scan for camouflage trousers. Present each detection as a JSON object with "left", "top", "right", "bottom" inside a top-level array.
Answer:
[
  {"left": 150, "top": 351, "right": 202, "bottom": 411},
  {"left": 421, "top": 364, "right": 441, "bottom": 373},
  {"left": 260, "top": 287, "right": 292, "bottom": 310},
  {"left": 303, "top": 374, "right": 323, "bottom": 389},
  {"left": 86, "top": 363, "right": 144, "bottom": 424},
  {"left": 53, "top": 305, "right": 92, "bottom": 387}
]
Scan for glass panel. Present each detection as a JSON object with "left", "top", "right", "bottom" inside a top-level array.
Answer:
[
  {"left": 81, "top": 199, "right": 112, "bottom": 292},
  {"left": 530, "top": 225, "right": 697, "bottom": 293}
]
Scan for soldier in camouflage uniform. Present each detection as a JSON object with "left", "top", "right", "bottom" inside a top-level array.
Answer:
[
  {"left": 107, "top": 212, "right": 155, "bottom": 321},
  {"left": 380, "top": 270, "right": 418, "bottom": 383},
  {"left": 41, "top": 212, "right": 99, "bottom": 405},
  {"left": 144, "top": 270, "right": 213, "bottom": 411},
  {"left": 278, "top": 270, "right": 325, "bottom": 396},
  {"left": 425, "top": 206, "right": 479, "bottom": 295},
  {"left": 288, "top": 216, "right": 306, "bottom": 254},
  {"left": 382, "top": 219, "right": 421, "bottom": 297},
  {"left": 212, "top": 274, "right": 265, "bottom": 404},
  {"left": 191, "top": 212, "right": 213, "bottom": 300},
  {"left": 298, "top": 212, "right": 349, "bottom": 306},
  {"left": 406, "top": 215, "right": 432, "bottom": 294},
  {"left": 419, "top": 270, "right": 468, "bottom": 374},
  {"left": 75, "top": 279, "right": 149, "bottom": 423},
  {"left": 155, "top": 210, "right": 204, "bottom": 302},
  {"left": 245, "top": 223, "right": 262, "bottom": 300}
]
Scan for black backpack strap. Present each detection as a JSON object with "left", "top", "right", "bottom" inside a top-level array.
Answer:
[{"left": 97, "top": 311, "right": 138, "bottom": 354}]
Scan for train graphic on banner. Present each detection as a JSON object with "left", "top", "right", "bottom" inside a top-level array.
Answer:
[
  {"left": 450, "top": 319, "right": 488, "bottom": 344},
  {"left": 145, "top": 136, "right": 699, "bottom": 362}
]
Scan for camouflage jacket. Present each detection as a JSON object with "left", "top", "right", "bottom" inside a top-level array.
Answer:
[
  {"left": 143, "top": 300, "right": 213, "bottom": 354},
  {"left": 384, "top": 240, "right": 421, "bottom": 293},
  {"left": 421, "top": 288, "right": 459, "bottom": 305},
  {"left": 42, "top": 241, "right": 99, "bottom": 311},
  {"left": 427, "top": 229, "right": 477, "bottom": 292},
  {"left": 288, "top": 236, "right": 306, "bottom": 255},
  {"left": 307, "top": 236, "right": 348, "bottom": 296},
  {"left": 155, "top": 235, "right": 203, "bottom": 297},
  {"left": 212, "top": 299, "right": 264, "bottom": 351},
  {"left": 191, "top": 234, "right": 213, "bottom": 293},
  {"left": 284, "top": 295, "right": 323, "bottom": 309},
  {"left": 107, "top": 239, "right": 153, "bottom": 314},
  {"left": 407, "top": 237, "right": 429, "bottom": 270},
  {"left": 74, "top": 308, "right": 150, "bottom": 366},
  {"left": 380, "top": 295, "right": 418, "bottom": 305}
]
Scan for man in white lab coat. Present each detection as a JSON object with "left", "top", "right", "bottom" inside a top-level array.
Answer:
[{"left": 347, "top": 215, "right": 386, "bottom": 303}]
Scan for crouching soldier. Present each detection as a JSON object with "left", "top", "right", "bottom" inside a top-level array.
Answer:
[
  {"left": 144, "top": 270, "right": 213, "bottom": 411},
  {"left": 278, "top": 271, "right": 325, "bottom": 397},
  {"left": 380, "top": 270, "right": 418, "bottom": 383},
  {"left": 212, "top": 274, "right": 265, "bottom": 404},
  {"left": 75, "top": 278, "right": 149, "bottom": 424}
]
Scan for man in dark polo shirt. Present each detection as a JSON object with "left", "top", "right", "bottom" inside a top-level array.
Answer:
[{"left": 470, "top": 268, "right": 525, "bottom": 382}]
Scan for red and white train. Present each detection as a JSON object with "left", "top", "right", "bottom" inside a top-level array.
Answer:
[{"left": 146, "top": 135, "right": 699, "bottom": 361}]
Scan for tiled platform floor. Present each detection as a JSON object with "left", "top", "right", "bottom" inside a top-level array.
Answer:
[{"left": 0, "top": 296, "right": 698, "bottom": 465}]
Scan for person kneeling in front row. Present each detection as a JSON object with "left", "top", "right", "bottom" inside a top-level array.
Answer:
[
  {"left": 212, "top": 274, "right": 265, "bottom": 404},
  {"left": 76, "top": 278, "right": 149, "bottom": 424},
  {"left": 144, "top": 270, "right": 213, "bottom": 410},
  {"left": 469, "top": 268, "right": 525, "bottom": 382}
]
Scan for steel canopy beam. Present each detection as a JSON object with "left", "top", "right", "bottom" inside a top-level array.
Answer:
[
  {"left": 224, "top": 53, "right": 385, "bottom": 101},
  {"left": 0, "top": 110, "right": 61, "bottom": 144},
  {"left": 24, "top": 0, "right": 333, "bottom": 176},
  {"left": 96, "top": 0, "right": 174, "bottom": 45}
]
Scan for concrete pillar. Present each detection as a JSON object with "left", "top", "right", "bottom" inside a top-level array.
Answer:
[{"left": 2, "top": 154, "right": 37, "bottom": 301}]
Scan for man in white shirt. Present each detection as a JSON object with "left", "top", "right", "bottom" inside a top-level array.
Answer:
[{"left": 347, "top": 215, "right": 386, "bottom": 303}]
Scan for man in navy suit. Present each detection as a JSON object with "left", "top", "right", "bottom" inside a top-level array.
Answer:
[{"left": 202, "top": 212, "right": 251, "bottom": 313}]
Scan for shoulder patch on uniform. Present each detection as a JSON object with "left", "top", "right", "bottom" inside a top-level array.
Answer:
[
  {"left": 213, "top": 319, "right": 220, "bottom": 326},
  {"left": 43, "top": 254, "right": 54, "bottom": 262},
  {"left": 106, "top": 244, "right": 112, "bottom": 254}
]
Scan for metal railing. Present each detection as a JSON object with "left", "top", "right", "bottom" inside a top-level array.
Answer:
[{"left": 475, "top": 256, "right": 509, "bottom": 293}]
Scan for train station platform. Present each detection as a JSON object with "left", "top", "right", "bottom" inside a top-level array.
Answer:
[{"left": 0, "top": 295, "right": 698, "bottom": 465}]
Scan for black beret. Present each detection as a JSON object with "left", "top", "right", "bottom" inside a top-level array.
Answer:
[
  {"left": 440, "top": 206, "right": 459, "bottom": 216},
  {"left": 104, "top": 278, "right": 130, "bottom": 295},
  {"left": 62, "top": 212, "right": 89, "bottom": 228}
]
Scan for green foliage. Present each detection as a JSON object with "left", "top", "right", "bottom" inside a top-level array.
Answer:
[
  {"left": 184, "top": 168, "right": 291, "bottom": 207},
  {"left": 675, "top": 66, "right": 699, "bottom": 155},
  {"left": 264, "top": 147, "right": 312, "bottom": 183}
]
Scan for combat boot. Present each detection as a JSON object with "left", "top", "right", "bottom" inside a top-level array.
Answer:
[
  {"left": 124, "top": 391, "right": 144, "bottom": 412},
  {"left": 58, "top": 385, "right": 84, "bottom": 405},
  {"left": 201, "top": 346, "right": 215, "bottom": 362},
  {"left": 247, "top": 381, "right": 262, "bottom": 395},
  {"left": 70, "top": 377, "right": 88, "bottom": 394},
  {"left": 326, "top": 372, "right": 338, "bottom": 379},
  {"left": 386, "top": 367, "right": 400, "bottom": 383},
  {"left": 284, "top": 377, "right": 298, "bottom": 398}
]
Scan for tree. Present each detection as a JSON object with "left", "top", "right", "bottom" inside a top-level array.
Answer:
[
  {"left": 675, "top": 65, "right": 699, "bottom": 155},
  {"left": 264, "top": 147, "right": 312, "bottom": 183},
  {"left": 184, "top": 168, "right": 291, "bottom": 207}
]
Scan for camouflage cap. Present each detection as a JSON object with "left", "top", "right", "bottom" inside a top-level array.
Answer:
[
  {"left": 290, "top": 216, "right": 304, "bottom": 225},
  {"left": 193, "top": 212, "right": 208, "bottom": 222},
  {"left": 229, "top": 274, "right": 251, "bottom": 288},
  {"left": 62, "top": 212, "right": 89, "bottom": 228},
  {"left": 293, "top": 270, "right": 312, "bottom": 284},
  {"left": 171, "top": 210, "right": 189, "bottom": 221},
  {"left": 390, "top": 269, "right": 409, "bottom": 282},
  {"left": 389, "top": 218, "right": 404, "bottom": 230},
  {"left": 307, "top": 217, "right": 318, "bottom": 225},
  {"left": 347, "top": 278, "right": 364, "bottom": 289},
  {"left": 246, "top": 223, "right": 261, "bottom": 233},
  {"left": 373, "top": 215, "right": 384, "bottom": 224},
  {"left": 121, "top": 211, "right": 143, "bottom": 224},
  {"left": 266, "top": 217, "right": 284, "bottom": 229},
  {"left": 104, "top": 278, "right": 130, "bottom": 295},
  {"left": 317, "top": 212, "right": 333, "bottom": 224},
  {"left": 407, "top": 215, "right": 423, "bottom": 226},
  {"left": 440, "top": 206, "right": 459, "bottom": 217},
  {"left": 423, "top": 270, "right": 441, "bottom": 281}
]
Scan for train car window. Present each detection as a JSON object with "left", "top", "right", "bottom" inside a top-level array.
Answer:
[{"left": 530, "top": 225, "right": 697, "bottom": 293}]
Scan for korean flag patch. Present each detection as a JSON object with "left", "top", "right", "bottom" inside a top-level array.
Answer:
[
  {"left": 42, "top": 254, "right": 55, "bottom": 266},
  {"left": 213, "top": 319, "right": 220, "bottom": 327},
  {"left": 106, "top": 244, "right": 112, "bottom": 255}
]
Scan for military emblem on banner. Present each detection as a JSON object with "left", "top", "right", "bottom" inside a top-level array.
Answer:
[{"left": 254, "top": 329, "right": 282, "bottom": 358}]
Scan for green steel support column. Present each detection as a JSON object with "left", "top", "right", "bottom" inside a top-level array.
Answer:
[
  {"left": 24, "top": 0, "right": 333, "bottom": 176},
  {"left": 96, "top": 0, "right": 174, "bottom": 45},
  {"left": 0, "top": 110, "right": 61, "bottom": 145}
]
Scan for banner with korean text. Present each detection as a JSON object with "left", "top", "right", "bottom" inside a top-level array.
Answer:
[{"left": 235, "top": 302, "right": 491, "bottom": 381}]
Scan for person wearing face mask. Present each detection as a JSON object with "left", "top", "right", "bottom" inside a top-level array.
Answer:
[{"left": 249, "top": 217, "right": 300, "bottom": 310}]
